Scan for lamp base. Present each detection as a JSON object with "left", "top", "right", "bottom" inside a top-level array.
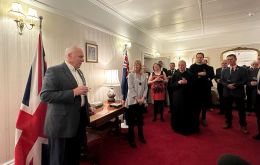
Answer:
[
  {"left": 107, "top": 87, "right": 116, "bottom": 102},
  {"left": 107, "top": 97, "right": 115, "bottom": 102}
]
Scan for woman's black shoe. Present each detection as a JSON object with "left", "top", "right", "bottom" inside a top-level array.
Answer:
[
  {"left": 129, "top": 141, "right": 137, "bottom": 148},
  {"left": 253, "top": 134, "right": 260, "bottom": 140},
  {"left": 139, "top": 138, "right": 146, "bottom": 144}
]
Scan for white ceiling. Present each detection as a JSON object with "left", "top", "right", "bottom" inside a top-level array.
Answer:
[
  {"left": 27, "top": 0, "right": 260, "bottom": 53},
  {"left": 99, "top": 0, "right": 260, "bottom": 42}
]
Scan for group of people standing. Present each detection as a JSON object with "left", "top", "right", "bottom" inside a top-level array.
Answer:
[
  {"left": 215, "top": 54, "right": 260, "bottom": 139},
  {"left": 40, "top": 45, "right": 260, "bottom": 165},
  {"left": 126, "top": 52, "right": 260, "bottom": 148}
]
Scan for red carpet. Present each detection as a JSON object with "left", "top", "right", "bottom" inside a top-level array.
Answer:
[{"left": 81, "top": 105, "right": 260, "bottom": 165}]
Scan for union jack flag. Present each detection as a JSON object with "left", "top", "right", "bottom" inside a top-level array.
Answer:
[
  {"left": 15, "top": 32, "right": 48, "bottom": 165},
  {"left": 121, "top": 46, "right": 129, "bottom": 101}
]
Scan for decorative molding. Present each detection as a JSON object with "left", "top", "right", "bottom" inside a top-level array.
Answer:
[
  {"left": 162, "top": 41, "right": 260, "bottom": 54},
  {"left": 221, "top": 47, "right": 260, "bottom": 56},
  {"left": 21, "top": 0, "right": 160, "bottom": 53},
  {"left": 87, "top": 0, "right": 159, "bottom": 41},
  {"left": 220, "top": 47, "right": 260, "bottom": 61},
  {"left": 21, "top": 0, "right": 128, "bottom": 41}
]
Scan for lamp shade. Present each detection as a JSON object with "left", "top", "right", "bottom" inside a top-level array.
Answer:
[
  {"left": 104, "top": 69, "right": 120, "bottom": 87},
  {"left": 10, "top": 2, "right": 25, "bottom": 17},
  {"left": 27, "top": 8, "right": 39, "bottom": 20}
]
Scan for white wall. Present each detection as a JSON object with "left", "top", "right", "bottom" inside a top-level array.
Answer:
[
  {"left": 0, "top": 0, "right": 155, "bottom": 163},
  {"left": 144, "top": 57, "right": 171, "bottom": 73}
]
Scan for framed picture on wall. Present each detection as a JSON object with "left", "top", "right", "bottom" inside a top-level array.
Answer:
[{"left": 86, "top": 43, "right": 98, "bottom": 63}]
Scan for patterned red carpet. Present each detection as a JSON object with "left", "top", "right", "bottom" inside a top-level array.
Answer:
[{"left": 81, "top": 105, "right": 260, "bottom": 165}]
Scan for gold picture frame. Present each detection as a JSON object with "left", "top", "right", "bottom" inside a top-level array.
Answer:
[{"left": 86, "top": 43, "right": 98, "bottom": 63}]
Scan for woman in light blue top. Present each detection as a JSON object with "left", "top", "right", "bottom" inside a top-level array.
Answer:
[{"left": 127, "top": 60, "right": 148, "bottom": 148}]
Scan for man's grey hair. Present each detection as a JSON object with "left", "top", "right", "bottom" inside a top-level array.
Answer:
[{"left": 65, "top": 45, "right": 82, "bottom": 58}]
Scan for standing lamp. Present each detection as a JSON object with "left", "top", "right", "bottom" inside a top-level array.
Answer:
[{"left": 104, "top": 70, "right": 120, "bottom": 102}]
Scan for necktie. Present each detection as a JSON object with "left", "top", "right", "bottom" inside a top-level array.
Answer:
[
  {"left": 76, "top": 69, "right": 88, "bottom": 106},
  {"left": 77, "top": 69, "right": 86, "bottom": 86},
  {"left": 230, "top": 67, "right": 235, "bottom": 75}
]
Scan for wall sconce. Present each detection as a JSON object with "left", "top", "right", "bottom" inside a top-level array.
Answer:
[
  {"left": 125, "top": 41, "right": 132, "bottom": 48},
  {"left": 155, "top": 52, "right": 160, "bottom": 57},
  {"left": 9, "top": 2, "right": 39, "bottom": 35}
]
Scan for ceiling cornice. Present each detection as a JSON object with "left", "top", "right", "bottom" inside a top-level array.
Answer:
[
  {"left": 87, "top": 0, "right": 160, "bottom": 41},
  {"left": 21, "top": 0, "right": 129, "bottom": 41},
  {"left": 21, "top": 0, "right": 161, "bottom": 53}
]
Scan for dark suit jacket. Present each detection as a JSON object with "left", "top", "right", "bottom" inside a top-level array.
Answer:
[
  {"left": 162, "top": 67, "right": 168, "bottom": 75},
  {"left": 220, "top": 66, "right": 248, "bottom": 98},
  {"left": 215, "top": 68, "right": 222, "bottom": 82},
  {"left": 40, "top": 62, "right": 89, "bottom": 138},
  {"left": 215, "top": 67, "right": 223, "bottom": 85},
  {"left": 166, "top": 69, "right": 176, "bottom": 91},
  {"left": 208, "top": 65, "right": 214, "bottom": 87},
  {"left": 247, "top": 67, "right": 259, "bottom": 87}
]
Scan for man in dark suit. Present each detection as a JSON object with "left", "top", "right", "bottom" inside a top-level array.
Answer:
[
  {"left": 40, "top": 46, "right": 90, "bottom": 165},
  {"left": 220, "top": 54, "right": 248, "bottom": 134},
  {"left": 203, "top": 58, "right": 215, "bottom": 112},
  {"left": 214, "top": 60, "right": 228, "bottom": 114},
  {"left": 158, "top": 60, "right": 168, "bottom": 75},
  {"left": 190, "top": 52, "right": 212, "bottom": 128},
  {"left": 246, "top": 61, "right": 259, "bottom": 115},
  {"left": 253, "top": 54, "right": 260, "bottom": 140},
  {"left": 166, "top": 62, "right": 176, "bottom": 112}
]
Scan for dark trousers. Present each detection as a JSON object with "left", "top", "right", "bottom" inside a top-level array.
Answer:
[
  {"left": 193, "top": 104, "right": 201, "bottom": 130},
  {"left": 128, "top": 104, "right": 144, "bottom": 142},
  {"left": 48, "top": 108, "right": 86, "bottom": 165},
  {"left": 246, "top": 86, "right": 257, "bottom": 112},
  {"left": 48, "top": 136, "right": 81, "bottom": 165},
  {"left": 255, "top": 95, "right": 260, "bottom": 134},
  {"left": 153, "top": 100, "right": 164, "bottom": 119},
  {"left": 223, "top": 96, "right": 247, "bottom": 127},
  {"left": 201, "top": 108, "right": 207, "bottom": 120},
  {"left": 197, "top": 90, "right": 209, "bottom": 121},
  {"left": 217, "top": 84, "right": 224, "bottom": 114},
  {"left": 168, "top": 88, "right": 174, "bottom": 111}
]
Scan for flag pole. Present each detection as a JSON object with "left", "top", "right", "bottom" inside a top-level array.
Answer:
[
  {"left": 121, "top": 43, "right": 129, "bottom": 129},
  {"left": 39, "top": 16, "right": 43, "bottom": 33}
]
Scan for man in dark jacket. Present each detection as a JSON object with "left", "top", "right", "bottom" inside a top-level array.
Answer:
[
  {"left": 215, "top": 60, "right": 228, "bottom": 114},
  {"left": 220, "top": 54, "right": 248, "bottom": 134}
]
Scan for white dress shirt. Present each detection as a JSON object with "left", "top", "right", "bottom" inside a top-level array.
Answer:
[{"left": 65, "top": 61, "right": 86, "bottom": 106}]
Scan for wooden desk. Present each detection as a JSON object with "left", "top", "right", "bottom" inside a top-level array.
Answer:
[{"left": 90, "top": 101, "right": 125, "bottom": 128}]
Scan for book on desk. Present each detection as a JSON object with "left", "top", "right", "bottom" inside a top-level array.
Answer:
[
  {"left": 109, "top": 103, "right": 123, "bottom": 108},
  {"left": 90, "top": 101, "right": 103, "bottom": 108}
]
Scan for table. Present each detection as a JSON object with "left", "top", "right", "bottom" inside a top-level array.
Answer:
[{"left": 90, "top": 101, "right": 125, "bottom": 128}]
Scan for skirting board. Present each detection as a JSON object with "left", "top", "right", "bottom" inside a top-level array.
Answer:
[{"left": 2, "top": 159, "right": 14, "bottom": 165}]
